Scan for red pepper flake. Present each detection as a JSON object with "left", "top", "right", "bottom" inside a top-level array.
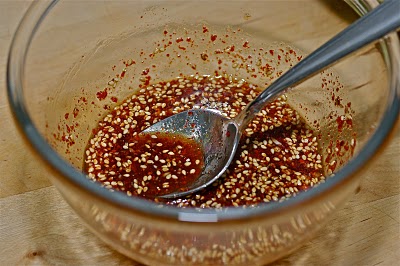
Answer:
[
  {"left": 78, "top": 96, "right": 88, "bottom": 104},
  {"left": 346, "top": 118, "right": 353, "bottom": 127},
  {"left": 334, "top": 96, "right": 342, "bottom": 106},
  {"left": 211, "top": 34, "right": 217, "bottom": 42},
  {"left": 243, "top": 41, "right": 249, "bottom": 48},
  {"left": 202, "top": 26, "right": 209, "bottom": 33},
  {"left": 336, "top": 116, "right": 350, "bottom": 133},
  {"left": 200, "top": 53, "right": 208, "bottom": 61},
  {"left": 124, "top": 60, "right": 135, "bottom": 67},
  {"left": 142, "top": 68, "right": 150, "bottom": 75},
  {"left": 188, "top": 63, "right": 197, "bottom": 70},
  {"left": 111, "top": 97, "right": 118, "bottom": 103},
  {"left": 73, "top": 107, "right": 79, "bottom": 118},
  {"left": 96, "top": 90, "right": 108, "bottom": 101},
  {"left": 64, "top": 113, "right": 69, "bottom": 120},
  {"left": 140, "top": 76, "right": 151, "bottom": 86}
]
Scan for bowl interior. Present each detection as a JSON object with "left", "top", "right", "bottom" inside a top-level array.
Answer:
[{"left": 12, "top": 0, "right": 395, "bottom": 215}]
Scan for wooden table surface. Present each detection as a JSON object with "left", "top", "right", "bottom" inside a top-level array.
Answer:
[{"left": 0, "top": 1, "right": 399, "bottom": 265}]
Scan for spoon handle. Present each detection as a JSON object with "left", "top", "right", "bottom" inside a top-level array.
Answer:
[{"left": 234, "top": 0, "right": 400, "bottom": 131}]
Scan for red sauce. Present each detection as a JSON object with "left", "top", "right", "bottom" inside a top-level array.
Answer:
[
  {"left": 93, "top": 132, "right": 203, "bottom": 198},
  {"left": 84, "top": 76, "right": 325, "bottom": 208}
]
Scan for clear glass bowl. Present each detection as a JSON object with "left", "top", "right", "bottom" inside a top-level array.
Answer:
[{"left": 7, "top": 0, "right": 399, "bottom": 265}]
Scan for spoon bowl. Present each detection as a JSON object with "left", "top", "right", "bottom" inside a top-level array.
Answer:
[{"left": 143, "top": 109, "right": 240, "bottom": 198}]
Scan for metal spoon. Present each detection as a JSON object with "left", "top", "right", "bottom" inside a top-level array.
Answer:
[{"left": 143, "top": 0, "right": 400, "bottom": 198}]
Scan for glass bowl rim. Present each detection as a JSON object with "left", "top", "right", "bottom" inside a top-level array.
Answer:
[{"left": 6, "top": 0, "right": 400, "bottom": 222}]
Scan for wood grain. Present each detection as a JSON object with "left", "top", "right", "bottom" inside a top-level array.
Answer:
[
  {"left": 0, "top": 1, "right": 53, "bottom": 199},
  {"left": 0, "top": 1, "right": 398, "bottom": 265}
]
